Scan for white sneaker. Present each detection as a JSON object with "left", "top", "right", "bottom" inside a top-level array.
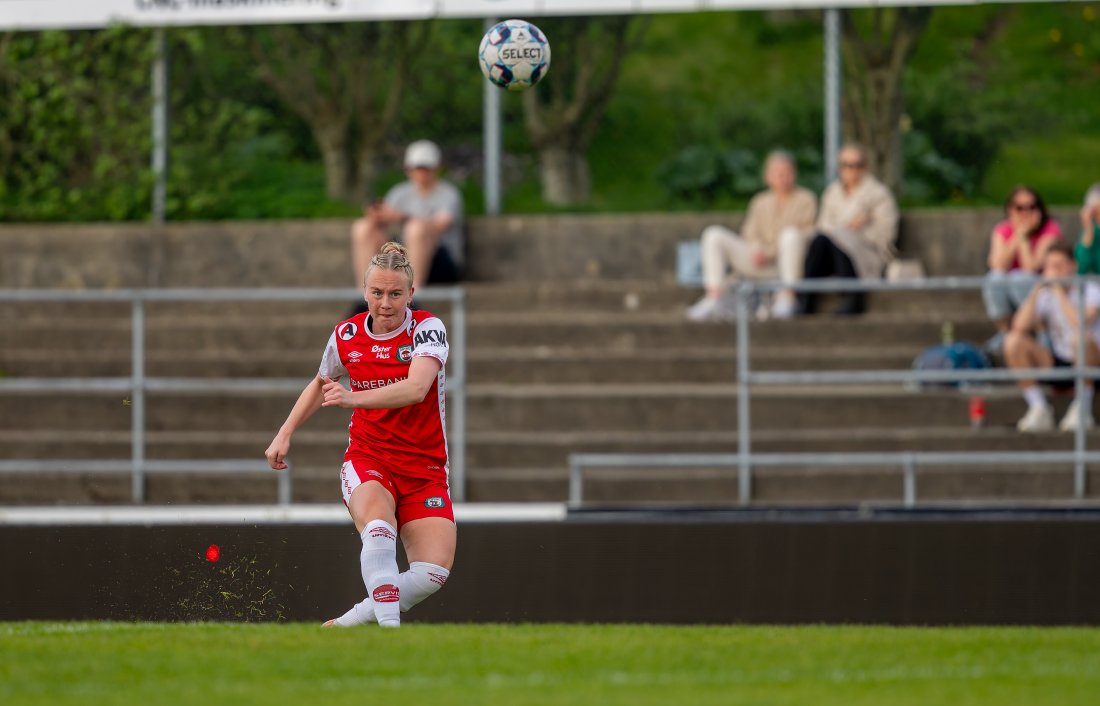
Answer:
[
  {"left": 686, "top": 295, "right": 738, "bottom": 322},
  {"left": 686, "top": 296, "right": 721, "bottom": 322},
  {"left": 771, "top": 296, "right": 798, "bottom": 320},
  {"left": 1059, "top": 399, "right": 1096, "bottom": 432},
  {"left": 1017, "top": 404, "right": 1055, "bottom": 432}
]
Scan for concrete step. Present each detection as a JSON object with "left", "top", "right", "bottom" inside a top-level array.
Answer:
[
  {"left": 0, "top": 282, "right": 985, "bottom": 318},
  {"left": 4, "top": 425, "right": 1089, "bottom": 468},
  {"left": 464, "top": 427, "right": 1097, "bottom": 469},
  {"left": 2, "top": 461, "right": 1092, "bottom": 506},
  {"left": 2, "top": 310, "right": 994, "bottom": 353},
  {"left": 464, "top": 465, "right": 1100, "bottom": 503},
  {"left": 461, "top": 384, "right": 1039, "bottom": 433},
  {"left": 0, "top": 384, "right": 1062, "bottom": 433},
  {"left": 0, "top": 345, "right": 920, "bottom": 381}
]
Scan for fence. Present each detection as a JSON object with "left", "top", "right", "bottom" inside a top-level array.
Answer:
[
  {"left": 0, "top": 287, "right": 466, "bottom": 504},
  {"left": 570, "top": 276, "right": 1100, "bottom": 507}
]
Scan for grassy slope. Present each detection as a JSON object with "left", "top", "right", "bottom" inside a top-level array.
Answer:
[
  {"left": 915, "top": 3, "right": 1100, "bottom": 204},
  {"left": 3, "top": 623, "right": 1100, "bottom": 706}
]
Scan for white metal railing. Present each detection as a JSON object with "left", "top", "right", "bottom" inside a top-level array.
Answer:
[
  {"left": 570, "top": 276, "right": 1100, "bottom": 507},
  {"left": 0, "top": 287, "right": 467, "bottom": 504}
]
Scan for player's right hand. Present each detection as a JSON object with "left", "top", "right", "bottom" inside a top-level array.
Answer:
[{"left": 265, "top": 436, "right": 290, "bottom": 470}]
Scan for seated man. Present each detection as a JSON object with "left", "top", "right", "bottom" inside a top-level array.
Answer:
[
  {"left": 686, "top": 150, "right": 817, "bottom": 321},
  {"left": 1004, "top": 242, "right": 1100, "bottom": 433},
  {"left": 351, "top": 139, "right": 464, "bottom": 296},
  {"left": 799, "top": 143, "right": 898, "bottom": 316}
]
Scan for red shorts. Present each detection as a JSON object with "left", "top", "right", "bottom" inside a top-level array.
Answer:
[{"left": 339, "top": 458, "right": 454, "bottom": 530}]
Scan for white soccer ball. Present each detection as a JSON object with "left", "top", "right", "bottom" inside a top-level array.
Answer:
[{"left": 478, "top": 19, "right": 551, "bottom": 92}]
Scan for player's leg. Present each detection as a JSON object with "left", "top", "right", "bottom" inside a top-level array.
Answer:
[
  {"left": 1004, "top": 330, "right": 1056, "bottom": 431},
  {"left": 402, "top": 218, "right": 444, "bottom": 291},
  {"left": 342, "top": 461, "right": 403, "bottom": 627},
  {"left": 393, "top": 516, "right": 456, "bottom": 611},
  {"left": 328, "top": 477, "right": 455, "bottom": 627},
  {"left": 350, "top": 216, "right": 389, "bottom": 286}
]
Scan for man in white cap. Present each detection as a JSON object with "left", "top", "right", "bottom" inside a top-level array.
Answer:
[{"left": 351, "top": 140, "right": 464, "bottom": 299}]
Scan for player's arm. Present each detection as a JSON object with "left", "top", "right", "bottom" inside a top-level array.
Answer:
[
  {"left": 265, "top": 376, "right": 326, "bottom": 470},
  {"left": 321, "top": 355, "right": 442, "bottom": 410}
]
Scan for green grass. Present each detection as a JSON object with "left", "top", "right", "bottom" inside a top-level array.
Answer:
[{"left": 2, "top": 623, "right": 1099, "bottom": 705}]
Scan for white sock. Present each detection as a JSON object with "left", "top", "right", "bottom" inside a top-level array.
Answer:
[
  {"left": 360, "top": 520, "right": 401, "bottom": 627},
  {"left": 330, "top": 562, "right": 450, "bottom": 627},
  {"left": 1023, "top": 386, "right": 1047, "bottom": 410}
]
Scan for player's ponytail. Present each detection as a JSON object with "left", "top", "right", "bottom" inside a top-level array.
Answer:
[{"left": 366, "top": 242, "right": 415, "bottom": 288}]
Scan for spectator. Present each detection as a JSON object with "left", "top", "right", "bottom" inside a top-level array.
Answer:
[
  {"left": 686, "top": 150, "right": 817, "bottom": 321},
  {"left": 981, "top": 185, "right": 1061, "bottom": 352},
  {"left": 1004, "top": 242, "right": 1098, "bottom": 432},
  {"left": 1075, "top": 182, "right": 1100, "bottom": 275},
  {"left": 350, "top": 140, "right": 464, "bottom": 298},
  {"left": 799, "top": 144, "right": 898, "bottom": 316}
]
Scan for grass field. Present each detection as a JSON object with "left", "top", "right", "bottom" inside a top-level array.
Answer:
[{"left": 2, "top": 623, "right": 1099, "bottom": 706}]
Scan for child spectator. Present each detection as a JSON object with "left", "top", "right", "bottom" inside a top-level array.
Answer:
[{"left": 1004, "top": 242, "right": 1098, "bottom": 432}]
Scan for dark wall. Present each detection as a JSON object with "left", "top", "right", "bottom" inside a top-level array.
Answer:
[{"left": 3, "top": 517, "right": 1099, "bottom": 625}]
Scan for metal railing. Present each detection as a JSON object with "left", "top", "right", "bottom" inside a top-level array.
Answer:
[
  {"left": 0, "top": 287, "right": 467, "bottom": 504},
  {"left": 570, "top": 276, "right": 1100, "bottom": 507}
]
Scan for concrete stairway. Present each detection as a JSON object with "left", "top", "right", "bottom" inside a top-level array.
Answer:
[{"left": 2, "top": 279, "right": 1098, "bottom": 506}]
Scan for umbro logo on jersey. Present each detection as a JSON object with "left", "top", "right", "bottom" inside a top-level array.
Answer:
[
  {"left": 338, "top": 322, "right": 358, "bottom": 340},
  {"left": 347, "top": 351, "right": 363, "bottom": 363},
  {"left": 414, "top": 330, "right": 447, "bottom": 346}
]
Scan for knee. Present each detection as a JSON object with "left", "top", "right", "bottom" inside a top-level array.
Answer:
[
  {"left": 1003, "top": 331, "right": 1028, "bottom": 361},
  {"left": 351, "top": 218, "right": 369, "bottom": 245},
  {"left": 778, "top": 227, "right": 802, "bottom": 251},
  {"left": 701, "top": 225, "right": 732, "bottom": 246},
  {"left": 403, "top": 218, "right": 432, "bottom": 244}
]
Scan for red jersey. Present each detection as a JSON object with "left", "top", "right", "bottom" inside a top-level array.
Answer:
[{"left": 318, "top": 308, "right": 449, "bottom": 481}]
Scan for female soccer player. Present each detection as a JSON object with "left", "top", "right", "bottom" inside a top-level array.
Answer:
[{"left": 265, "top": 242, "right": 454, "bottom": 627}]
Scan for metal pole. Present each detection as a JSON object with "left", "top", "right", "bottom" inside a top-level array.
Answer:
[
  {"left": 1074, "top": 278, "right": 1088, "bottom": 498},
  {"left": 902, "top": 454, "right": 916, "bottom": 508},
  {"left": 131, "top": 298, "right": 146, "bottom": 503},
  {"left": 736, "top": 283, "right": 752, "bottom": 505},
  {"left": 278, "top": 464, "right": 292, "bottom": 506},
  {"left": 450, "top": 291, "right": 467, "bottom": 502},
  {"left": 151, "top": 28, "right": 169, "bottom": 224},
  {"left": 823, "top": 8, "right": 842, "bottom": 183},
  {"left": 568, "top": 456, "right": 583, "bottom": 508},
  {"left": 483, "top": 18, "right": 502, "bottom": 215}
]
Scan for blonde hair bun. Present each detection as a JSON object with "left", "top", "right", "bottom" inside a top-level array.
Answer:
[
  {"left": 366, "top": 241, "right": 414, "bottom": 287},
  {"left": 378, "top": 242, "right": 409, "bottom": 258}
]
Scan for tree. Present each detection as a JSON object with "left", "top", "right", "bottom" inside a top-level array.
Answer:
[
  {"left": 522, "top": 16, "right": 646, "bottom": 206},
  {"left": 237, "top": 22, "right": 429, "bottom": 205},
  {"left": 0, "top": 28, "right": 153, "bottom": 221},
  {"left": 840, "top": 7, "right": 933, "bottom": 195}
]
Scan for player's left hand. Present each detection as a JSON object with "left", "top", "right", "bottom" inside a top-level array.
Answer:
[{"left": 321, "top": 376, "right": 355, "bottom": 408}]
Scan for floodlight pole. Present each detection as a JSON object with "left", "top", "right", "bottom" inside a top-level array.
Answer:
[
  {"left": 152, "top": 27, "right": 169, "bottom": 225},
  {"left": 824, "top": 8, "right": 842, "bottom": 183},
  {"left": 483, "top": 18, "right": 502, "bottom": 215}
]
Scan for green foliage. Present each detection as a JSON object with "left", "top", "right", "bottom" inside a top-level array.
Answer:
[
  {"left": 0, "top": 28, "right": 153, "bottom": 220},
  {"left": 1, "top": 5, "right": 1098, "bottom": 220}
]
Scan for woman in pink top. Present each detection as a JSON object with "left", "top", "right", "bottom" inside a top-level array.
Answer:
[{"left": 982, "top": 185, "right": 1062, "bottom": 346}]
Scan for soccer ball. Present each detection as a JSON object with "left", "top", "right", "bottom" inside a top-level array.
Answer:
[{"left": 478, "top": 19, "right": 551, "bottom": 91}]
